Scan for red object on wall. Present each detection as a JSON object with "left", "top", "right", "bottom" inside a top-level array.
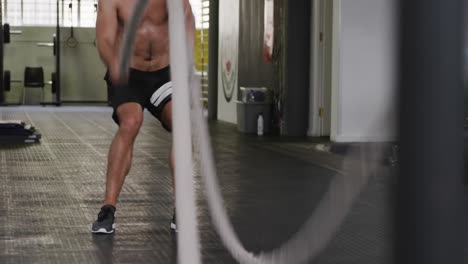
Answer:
[{"left": 264, "top": 0, "right": 274, "bottom": 63}]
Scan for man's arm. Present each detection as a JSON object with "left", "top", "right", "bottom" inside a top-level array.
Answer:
[{"left": 96, "top": 0, "right": 118, "bottom": 67}]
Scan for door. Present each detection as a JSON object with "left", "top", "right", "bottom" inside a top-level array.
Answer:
[{"left": 309, "top": 0, "right": 333, "bottom": 137}]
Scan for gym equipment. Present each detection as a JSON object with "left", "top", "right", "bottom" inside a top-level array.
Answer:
[
  {"left": 0, "top": 23, "right": 24, "bottom": 105},
  {"left": 54, "top": 0, "right": 62, "bottom": 106},
  {"left": 23, "top": 66, "right": 45, "bottom": 105},
  {"left": 0, "top": 19, "right": 56, "bottom": 105},
  {"left": 66, "top": 2, "right": 78, "bottom": 48},
  {"left": 35, "top": 32, "right": 61, "bottom": 106},
  {"left": 3, "top": 23, "right": 9, "bottom": 44},
  {"left": 1, "top": 21, "right": 6, "bottom": 103},
  {"left": 0, "top": 2, "right": 60, "bottom": 106},
  {"left": 2, "top": 69, "right": 57, "bottom": 105},
  {"left": 4, "top": 70, "right": 10, "bottom": 91},
  {"left": 3, "top": 23, "right": 22, "bottom": 44},
  {"left": 51, "top": 72, "right": 57, "bottom": 94},
  {"left": 0, "top": 120, "right": 41, "bottom": 144},
  {"left": 0, "top": 8, "right": 43, "bottom": 145}
]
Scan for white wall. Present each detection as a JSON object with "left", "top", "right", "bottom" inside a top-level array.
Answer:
[
  {"left": 217, "top": 0, "right": 239, "bottom": 124},
  {"left": 331, "top": 0, "right": 397, "bottom": 142}
]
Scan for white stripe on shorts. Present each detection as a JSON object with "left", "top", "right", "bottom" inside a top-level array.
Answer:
[
  {"left": 150, "top": 81, "right": 172, "bottom": 107},
  {"left": 153, "top": 87, "right": 173, "bottom": 108}
]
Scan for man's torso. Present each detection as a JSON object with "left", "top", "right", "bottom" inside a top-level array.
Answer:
[{"left": 115, "top": 0, "right": 169, "bottom": 71}]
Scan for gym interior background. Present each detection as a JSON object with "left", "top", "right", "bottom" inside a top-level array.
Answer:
[
  {"left": 0, "top": 0, "right": 399, "bottom": 141},
  {"left": 0, "top": 0, "right": 465, "bottom": 263}
]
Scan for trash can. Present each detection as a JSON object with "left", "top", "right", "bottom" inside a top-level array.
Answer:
[{"left": 237, "top": 87, "right": 272, "bottom": 134}]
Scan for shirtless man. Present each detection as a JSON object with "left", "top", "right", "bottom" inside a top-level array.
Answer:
[{"left": 91, "top": 0, "right": 195, "bottom": 234}]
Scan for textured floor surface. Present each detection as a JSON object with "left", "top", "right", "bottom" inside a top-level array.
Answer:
[{"left": 0, "top": 106, "right": 393, "bottom": 264}]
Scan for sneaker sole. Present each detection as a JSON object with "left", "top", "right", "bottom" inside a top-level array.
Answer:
[
  {"left": 170, "top": 223, "right": 177, "bottom": 232},
  {"left": 91, "top": 224, "right": 116, "bottom": 234}
]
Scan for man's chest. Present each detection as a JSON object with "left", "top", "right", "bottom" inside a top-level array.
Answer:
[{"left": 116, "top": 0, "right": 168, "bottom": 25}]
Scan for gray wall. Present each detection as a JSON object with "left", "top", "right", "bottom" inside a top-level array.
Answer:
[
  {"left": 237, "top": 0, "right": 312, "bottom": 137},
  {"left": 4, "top": 26, "right": 107, "bottom": 104},
  {"left": 238, "top": 0, "right": 278, "bottom": 95},
  {"left": 284, "top": 0, "right": 311, "bottom": 137},
  {"left": 465, "top": 1, "right": 468, "bottom": 116}
]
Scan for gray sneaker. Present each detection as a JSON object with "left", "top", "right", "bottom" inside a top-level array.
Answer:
[{"left": 91, "top": 205, "right": 116, "bottom": 234}]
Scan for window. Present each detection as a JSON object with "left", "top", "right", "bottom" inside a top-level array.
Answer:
[
  {"left": 61, "top": 0, "right": 97, "bottom": 27},
  {"left": 190, "top": 0, "right": 209, "bottom": 29},
  {"left": 2, "top": 0, "right": 98, "bottom": 27},
  {"left": 2, "top": 1, "right": 207, "bottom": 29},
  {"left": 190, "top": 0, "right": 209, "bottom": 107},
  {"left": 22, "top": 0, "right": 57, "bottom": 26}
]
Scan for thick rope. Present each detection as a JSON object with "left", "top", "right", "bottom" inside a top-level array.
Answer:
[
  {"left": 167, "top": 0, "right": 201, "bottom": 263},
  {"left": 118, "top": 0, "right": 149, "bottom": 80},
  {"left": 189, "top": 65, "right": 374, "bottom": 264},
  {"left": 118, "top": 1, "right": 378, "bottom": 263},
  {"left": 119, "top": 1, "right": 202, "bottom": 263}
]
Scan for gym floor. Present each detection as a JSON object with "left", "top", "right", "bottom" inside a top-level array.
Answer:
[{"left": 0, "top": 106, "right": 393, "bottom": 264}]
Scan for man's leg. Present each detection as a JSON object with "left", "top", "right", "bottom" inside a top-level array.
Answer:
[
  {"left": 104, "top": 102, "right": 144, "bottom": 206},
  {"left": 92, "top": 102, "right": 143, "bottom": 234},
  {"left": 160, "top": 101, "right": 178, "bottom": 231},
  {"left": 160, "top": 101, "right": 174, "bottom": 189}
]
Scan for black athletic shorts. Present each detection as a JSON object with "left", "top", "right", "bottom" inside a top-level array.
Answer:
[{"left": 105, "top": 67, "right": 172, "bottom": 131}]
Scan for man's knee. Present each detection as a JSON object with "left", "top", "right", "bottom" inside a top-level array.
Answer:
[{"left": 118, "top": 115, "right": 143, "bottom": 138}]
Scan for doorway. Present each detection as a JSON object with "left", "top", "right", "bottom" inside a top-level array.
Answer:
[{"left": 309, "top": 0, "right": 334, "bottom": 137}]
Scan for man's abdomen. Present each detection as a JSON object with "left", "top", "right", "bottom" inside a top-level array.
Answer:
[
  {"left": 130, "top": 24, "right": 170, "bottom": 72},
  {"left": 130, "top": 54, "right": 170, "bottom": 72}
]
